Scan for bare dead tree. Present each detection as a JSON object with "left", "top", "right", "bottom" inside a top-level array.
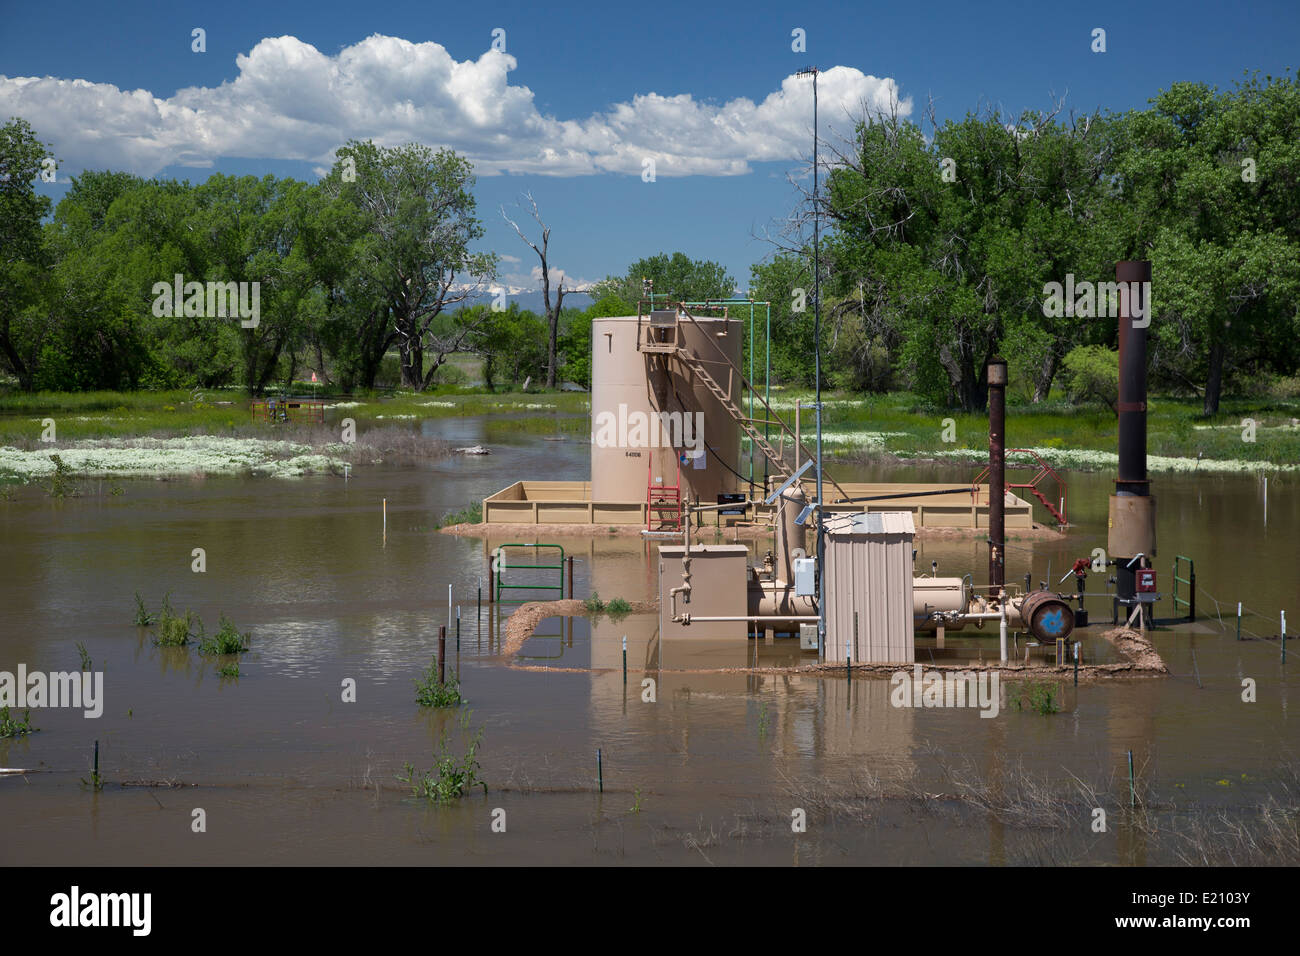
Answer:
[{"left": 501, "top": 193, "right": 589, "bottom": 389}]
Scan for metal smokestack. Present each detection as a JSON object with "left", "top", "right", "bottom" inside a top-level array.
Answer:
[
  {"left": 1116, "top": 261, "right": 1151, "bottom": 492},
  {"left": 987, "top": 357, "right": 1007, "bottom": 597},
  {"left": 1109, "top": 261, "right": 1156, "bottom": 616}
]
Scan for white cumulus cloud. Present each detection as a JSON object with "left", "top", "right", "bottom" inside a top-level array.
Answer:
[{"left": 2, "top": 33, "right": 910, "bottom": 179}]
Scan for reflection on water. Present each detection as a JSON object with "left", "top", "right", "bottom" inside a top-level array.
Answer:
[{"left": 0, "top": 420, "right": 1296, "bottom": 863}]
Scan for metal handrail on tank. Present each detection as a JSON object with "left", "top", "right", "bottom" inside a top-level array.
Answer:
[{"left": 637, "top": 298, "right": 849, "bottom": 503}]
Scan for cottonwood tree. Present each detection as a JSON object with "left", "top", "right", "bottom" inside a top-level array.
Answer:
[
  {"left": 502, "top": 192, "right": 588, "bottom": 388},
  {"left": 326, "top": 140, "right": 496, "bottom": 390},
  {"left": 1108, "top": 73, "right": 1300, "bottom": 414},
  {"left": 590, "top": 252, "right": 734, "bottom": 308},
  {"left": 766, "top": 97, "right": 1114, "bottom": 409},
  {"left": 0, "top": 118, "right": 53, "bottom": 390},
  {"left": 38, "top": 170, "right": 156, "bottom": 389}
]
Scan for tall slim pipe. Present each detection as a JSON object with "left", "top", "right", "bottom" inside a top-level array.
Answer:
[
  {"left": 987, "top": 357, "right": 1007, "bottom": 598},
  {"left": 812, "top": 71, "right": 824, "bottom": 664},
  {"left": 774, "top": 485, "right": 807, "bottom": 586}
]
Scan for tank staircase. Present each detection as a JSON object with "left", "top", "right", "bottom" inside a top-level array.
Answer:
[
  {"left": 636, "top": 302, "right": 848, "bottom": 503},
  {"left": 971, "top": 449, "right": 1068, "bottom": 527},
  {"left": 647, "top": 461, "right": 684, "bottom": 531}
]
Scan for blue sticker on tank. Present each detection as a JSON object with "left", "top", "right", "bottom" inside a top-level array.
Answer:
[{"left": 1038, "top": 608, "right": 1067, "bottom": 637}]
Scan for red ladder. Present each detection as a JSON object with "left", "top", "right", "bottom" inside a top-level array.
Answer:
[
  {"left": 972, "top": 449, "right": 1068, "bottom": 527},
  {"left": 647, "top": 460, "right": 683, "bottom": 531}
]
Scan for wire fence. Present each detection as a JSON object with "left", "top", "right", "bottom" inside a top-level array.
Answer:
[{"left": 1197, "top": 584, "right": 1290, "bottom": 660}]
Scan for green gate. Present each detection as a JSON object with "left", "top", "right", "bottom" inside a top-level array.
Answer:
[{"left": 494, "top": 543, "right": 566, "bottom": 603}]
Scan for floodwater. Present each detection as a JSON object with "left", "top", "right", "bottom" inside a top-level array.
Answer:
[{"left": 1, "top": 416, "right": 1296, "bottom": 865}]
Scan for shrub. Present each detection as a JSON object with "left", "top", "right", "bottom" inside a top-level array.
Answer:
[
  {"left": 132, "top": 591, "right": 156, "bottom": 626},
  {"left": 199, "top": 615, "right": 250, "bottom": 655},
  {"left": 398, "top": 716, "right": 486, "bottom": 803},
  {"left": 0, "top": 706, "right": 37, "bottom": 738},
  {"left": 156, "top": 596, "right": 201, "bottom": 647},
  {"left": 1061, "top": 346, "right": 1119, "bottom": 413},
  {"left": 415, "top": 660, "right": 461, "bottom": 708},
  {"left": 436, "top": 501, "right": 482, "bottom": 528}
]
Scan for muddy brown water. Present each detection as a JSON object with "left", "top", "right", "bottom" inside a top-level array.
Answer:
[{"left": 1, "top": 418, "right": 1296, "bottom": 864}]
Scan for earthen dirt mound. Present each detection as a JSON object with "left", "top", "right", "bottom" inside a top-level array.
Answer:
[{"left": 1100, "top": 626, "right": 1168, "bottom": 672}]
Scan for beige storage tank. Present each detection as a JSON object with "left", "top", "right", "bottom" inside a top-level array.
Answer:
[
  {"left": 913, "top": 577, "right": 968, "bottom": 630},
  {"left": 590, "top": 314, "right": 742, "bottom": 505}
]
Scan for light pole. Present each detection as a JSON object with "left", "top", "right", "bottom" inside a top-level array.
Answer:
[{"left": 796, "top": 67, "right": 824, "bottom": 662}]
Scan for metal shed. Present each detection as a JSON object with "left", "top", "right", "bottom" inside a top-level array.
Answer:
[{"left": 823, "top": 511, "right": 915, "bottom": 664}]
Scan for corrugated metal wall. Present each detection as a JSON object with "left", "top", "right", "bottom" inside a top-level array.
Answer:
[{"left": 824, "top": 513, "right": 915, "bottom": 663}]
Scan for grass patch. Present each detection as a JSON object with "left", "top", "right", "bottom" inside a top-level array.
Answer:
[
  {"left": 0, "top": 706, "right": 37, "bottom": 738},
  {"left": 216, "top": 663, "right": 240, "bottom": 679},
  {"left": 1008, "top": 680, "right": 1062, "bottom": 715},
  {"left": 198, "top": 615, "right": 250, "bottom": 655},
  {"left": 415, "top": 660, "right": 461, "bottom": 708},
  {"left": 155, "top": 595, "right": 202, "bottom": 647},
  {"left": 4, "top": 385, "right": 1294, "bottom": 469},
  {"left": 398, "top": 714, "right": 487, "bottom": 803},
  {"left": 132, "top": 591, "right": 156, "bottom": 626},
  {"left": 770, "top": 388, "right": 1300, "bottom": 471},
  {"left": 436, "top": 501, "right": 482, "bottom": 529},
  {"left": 75, "top": 642, "right": 92, "bottom": 671},
  {"left": 585, "top": 593, "right": 632, "bottom": 620},
  {"left": 0, "top": 387, "right": 589, "bottom": 445}
]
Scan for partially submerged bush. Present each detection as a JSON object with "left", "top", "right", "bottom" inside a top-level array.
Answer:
[
  {"left": 1008, "top": 680, "right": 1061, "bottom": 715},
  {"left": 415, "top": 660, "right": 461, "bottom": 708},
  {"left": 398, "top": 715, "right": 486, "bottom": 803},
  {"left": 46, "top": 453, "right": 79, "bottom": 498},
  {"left": 155, "top": 595, "right": 202, "bottom": 647},
  {"left": 133, "top": 591, "right": 156, "bottom": 626},
  {"left": 199, "top": 615, "right": 250, "bottom": 655},
  {"left": 0, "top": 706, "right": 37, "bottom": 738}
]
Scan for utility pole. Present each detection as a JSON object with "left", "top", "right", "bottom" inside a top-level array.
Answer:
[{"left": 797, "top": 67, "right": 824, "bottom": 662}]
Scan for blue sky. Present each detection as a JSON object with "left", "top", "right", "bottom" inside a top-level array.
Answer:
[{"left": 3, "top": 0, "right": 1296, "bottom": 295}]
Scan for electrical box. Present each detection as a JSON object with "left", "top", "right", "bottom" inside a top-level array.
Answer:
[
  {"left": 716, "top": 492, "right": 747, "bottom": 516},
  {"left": 793, "top": 557, "right": 816, "bottom": 597},
  {"left": 1137, "top": 569, "right": 1157, "bottom": 593},
  {"left": 799, "top": 623, "right": 819, "bottom": 650}
]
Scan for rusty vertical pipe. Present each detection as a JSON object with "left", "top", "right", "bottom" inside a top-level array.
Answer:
[
  {"left": 987, "top": 357, "right": 1007, "bottom": 598},
  {"left": 1110, "top": 261, "right": 1155, "bottom": 612},
  {"left": 1116, "top": 261, "right": 1152, "bottom": 492},
  {"left": 439, "top": 625, "right": 447, "bottom": 685}
]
